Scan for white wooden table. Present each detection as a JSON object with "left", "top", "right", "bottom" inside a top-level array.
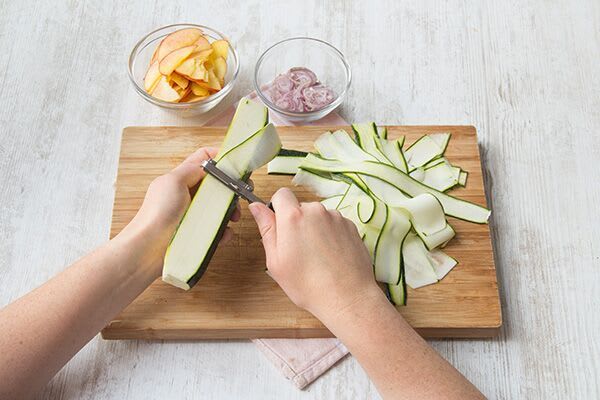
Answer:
[{"left": 1, "top": 1, "right": 598, "bottom": 398}]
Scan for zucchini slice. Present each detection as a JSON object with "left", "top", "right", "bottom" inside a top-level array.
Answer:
[
  {"left": 387, "top": 276, "right": 407, "bottom": 306},
  {"left": 162, "top": 99, "right": 281, "bottom": 290},
  {"left": 288, "top": 127, "right": 488, "bottom": 304},
  {"left": 428, "top": 132, "right": 451, "bottom": 153},
  {"left": 360, "top": 198, "right": 387, "bottom": 259},
  {"left": 379, "top": 138, "right": 408, "bottom": 172},
  {"left": 458, "top": 170, "right": 468, "bottom": 186},
  {"left": 410, "top": 161, "right": 459, "bottom": 192},
  {"left": 313, "top": 130, "right": 383, "bottom": 203},
  {"left": 299, "top": 154, "right": 491, "bottom": 224},
  {"left": 423, "top": 157, "right": 445, "bottom": 169},
  {"left": 335, "top": 184, "right": 375, "bottom": 223},
  {"left": 374, "top": 208, "right": 411, "bottom": 285},
  {"left": 315, "top": 130, "right": 376, "bottom": 163},
  {"left": 404, "top": 135, "right": 447, "bottom": 171},
  {"left": 395, "top": 193, "right": 446, "bottom": 235},
  {"left": 427, "top": 249, "right": 458, "bottom": 280},
  {"left": 267, "top": 148, "right": 309, "bottom": 175},
  {"left": 417, "top": 222, "right": 455, "bottom": 250},
  {"left": 351, "top": 123, "right": 392, "bottom": 164},
  {"left": 321, "top": 195, "right": 344, "bottom": 209},
  {"left": 403, "top": 233, "right": 439, "bottom": 289},
  {"left": 292, "top": 169, "right": 349, "bottom": 198}
]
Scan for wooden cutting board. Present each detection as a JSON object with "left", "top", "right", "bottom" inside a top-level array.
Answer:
[{"left": 102, "top": 125, "right": 501, "bottom": 340}]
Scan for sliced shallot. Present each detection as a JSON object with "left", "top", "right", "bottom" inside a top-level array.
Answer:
[
  {"left": 288, "top": 67, "right": 317, "bottom": 88},
  {"left": 302, "top": 84, "right": 335, "bottom": 111},
  {"left": 264, "top": 67, "right": 336, "bottom": 113}
]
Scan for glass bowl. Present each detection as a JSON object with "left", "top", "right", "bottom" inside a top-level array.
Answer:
[
  {"left": 254, "top": 37, "right": 351, "bottom": 123},
  {"left": 128, "top": 23, "right": 239, "bottom": 117}
]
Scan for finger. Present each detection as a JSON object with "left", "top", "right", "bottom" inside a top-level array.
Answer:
[
  {"left": 248, "top": 202, "right": 277, "bottom": 263},
  {"left": 230, "top": 203, "right": 242, "bottom": 222},
  {"left": 171, "top": 147, "right": 219, "bottom": 188},
  {"left": 271, "top": 187, "right": 300, "bottom": 214},
  {"left": 328, "top": 208, "right": 342, "bottom": 218},
  {"left": 301, "top": 201, "right": 326, "bottom": 212},
  {"left": 221, "top": 227, "right": 233, "bottom": 244}
]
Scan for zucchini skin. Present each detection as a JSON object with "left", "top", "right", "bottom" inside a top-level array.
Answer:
[
  {"left": 277, "top": 148, "right": 309, "bottom": 157},
  {"left": 185, "top": 196, "right": 240, "bottom": 289},
  {"left": 183, "top": 170, "right": 252, "bottom": 288}
]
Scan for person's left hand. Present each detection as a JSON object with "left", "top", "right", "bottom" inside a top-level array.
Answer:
[{"left": 117, "top": 147, "right": 241, "bottom": 276}]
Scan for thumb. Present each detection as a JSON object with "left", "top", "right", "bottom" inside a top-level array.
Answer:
[
  {"left": 248, "top": 202, "right": 277, "bottom": 262},
  {"left": 171, "top": 147, "right": 219, "bottom": 189}
]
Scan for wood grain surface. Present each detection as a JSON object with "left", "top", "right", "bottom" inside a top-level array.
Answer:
[
  {"left": 1, "top": 1, "right": 599, "bottom": 398},
  {"left": 101, "top": 125, "right": 500, "bottom": 339}
]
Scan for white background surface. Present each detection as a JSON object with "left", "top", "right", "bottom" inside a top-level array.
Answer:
[{"left": 1, "top": 1, "right": 599, "bottom": 399}]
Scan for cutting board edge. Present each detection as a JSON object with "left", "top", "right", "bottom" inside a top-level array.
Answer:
[{"left": 100, "top": 325, "right": 501, "bottom": 340}]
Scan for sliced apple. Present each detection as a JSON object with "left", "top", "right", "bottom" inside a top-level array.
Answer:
[
  {"left": 175, "top": 58, "right": 196, "bottom": 76},
  {"left": 206, "top": 68, "right": 222, "bottom": 91},
  {"left": 189, "top": 48, "right": 213, "bottom": 61},
  {"left": 189, "top": 60, "right": 208, "bottom": 81},
  {"left": 174, "top": 85, "right": 192, "bottom": 101},
  {"left": 159, "top": 45, "right": 196, "bottom": 75},
  {"left": 144, "top": 61, "right": 162, "bottom": 92},
  {"left": 169, "top": 72, "right": 189, "bottom": 89},
  {"left": 181, "top": 92, "right": 209, "bottom": 102},
  {"left": 150, "top": 41, "right": 162, "bottom": 64},
  {"left": 211, "top": 39, "right": 229, "bottom": 60},
  {"left": 142, "top": 28, "right": 228, "bottom": 101},
  {"left": 151, "top": 76, "right": 181, "bottom": 102},
  {"left": 177, "top": 88, "right": 192, "bottom": 102},
  {"left": 191, "top": 82, "right": 210, "bottom": 96},
  {"left": 212, "top": 56, "right": 227, "bottom": 81},
  {"left": 156, "top": 28, "right": 203, "bottom": 61},
  {"left": 194, "top": 35, "right": 211, "bottom": 51}
]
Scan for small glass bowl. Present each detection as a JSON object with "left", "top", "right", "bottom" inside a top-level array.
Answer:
[
  {"left": 128, "top": 23, "right": 239, "bottom": 117},
  {"left": 254, "top": 37, "right": 351, "bottom": 123}
]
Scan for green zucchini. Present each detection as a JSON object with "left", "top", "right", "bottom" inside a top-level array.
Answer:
[
  {"left": 387, "top": 275, "right": 407, "bottom": 306},
  {"left": 423, "top": 157, "right": 445, "bottom": 169},
  {"left": 427, "top": 249, "right": 458, "bottom": 280},
  {"left": 299, "top": 154, "right": 491, "bottom": 224},
  {"left": 286, "top": 127, "right": 486, "bottom": 305},
  {"left": 458, "top": 170, "right": 468, "bottom": 186},
  {"left": 404, "top": 135, "right": 447, "bottom": 171},
  {"left": 428, "top": 133, "right": 451, "bottom": 153},
  {"left": 292, "top": 168, "right": 349, "bottom": 198},
  {"left": 267, "top": 149, "right": 309, "bottom": 175},
  {"left": 359, "top": 197, "right": 387, "bottom": 260},
  {"left": 162, "top": 99, "right": 281, "bottom": 290},
  {"left": 417, "top": 223, "right": 455, "bottom": 250},
  {"left": 410, "top": 161, "right": 459, "bottom": 192},
  {"left": 403, "top": 232, "right": 439, "bottom": 289},
  {"left": 380, "top": 138, "right": 408, "bottom": 172},
  {"left": 351, "top": 123, "right": 392, "bottom": 164},
  {"left": 374, "top": 208, "right": 411, "bottom": 285},
  {"left": 321, "top": 195, "right": 344, "bottom": 209}
]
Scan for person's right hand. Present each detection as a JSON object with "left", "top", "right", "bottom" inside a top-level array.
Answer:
[{"left": 248, "top": 188, "right": 383, "bottom": 322}]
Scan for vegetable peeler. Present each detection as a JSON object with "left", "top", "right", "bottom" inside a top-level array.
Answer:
[{"left": 201, "top": 159, "right": 274, "bottom": 211}]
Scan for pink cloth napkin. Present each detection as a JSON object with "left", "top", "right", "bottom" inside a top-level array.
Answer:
[{"left": 204, "top": 94, "right": 349, "bottom": 389}]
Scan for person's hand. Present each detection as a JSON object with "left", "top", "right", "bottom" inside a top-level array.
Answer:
[
  {"left": 248, "top": 188, "right": 382, "bottom": 322},
  {"left": 118, "top": 147, "right": 240, "bottom": 275}
]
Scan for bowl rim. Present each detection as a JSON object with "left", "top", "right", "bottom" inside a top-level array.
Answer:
[
  {"left": 128, "top": 23, "right": 240, "bottom": 108},
  {"left": 253, "top": 36, "right": 352, "bottom": 118}
]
